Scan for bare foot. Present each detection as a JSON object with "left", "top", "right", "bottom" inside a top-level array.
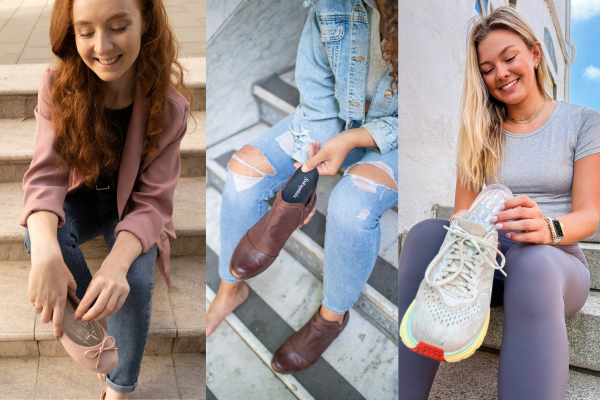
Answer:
[{"left": 207, "top": 280, "right": 249, "bottom": 337}]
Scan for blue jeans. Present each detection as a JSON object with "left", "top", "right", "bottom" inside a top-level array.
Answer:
[
  {"left": 220, "top": 114, "right": 398, "bottom": 313},
  {"left": 25, "top": 188, "right": 157, "bottom": 394}
]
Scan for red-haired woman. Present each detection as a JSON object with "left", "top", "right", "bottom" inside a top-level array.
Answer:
[{"left": 21, "top": 0, "right": 193, "bottom": 398}]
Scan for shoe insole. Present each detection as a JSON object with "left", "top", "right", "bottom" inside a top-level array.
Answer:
[
  {"left": 282, "top": 167, "right": 319, "bottom": 205},
  {"left": 463, "top": 183, "right": 513, "bottom": 231},
  {"left": 62, "top": 292, "right": 103, "bottom": 347}
]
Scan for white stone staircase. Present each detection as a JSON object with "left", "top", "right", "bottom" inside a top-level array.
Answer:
[{"left": 205, "top": 68, "right": 399, "bottom": 399}]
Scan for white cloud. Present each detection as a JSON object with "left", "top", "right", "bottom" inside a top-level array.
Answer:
[
  {"left": 583, "top": 65, "right": 600, "bottom": 81},
  {"left": 572, "top": 0, "right": 600, "bottom": 22}
]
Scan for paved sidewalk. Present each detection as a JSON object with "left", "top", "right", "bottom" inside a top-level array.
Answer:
[{"left": 0, "top": 0, "right": 205, "bottom": 65}]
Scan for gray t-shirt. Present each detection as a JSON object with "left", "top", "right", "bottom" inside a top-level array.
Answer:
[{"left": 492, "top": 101, "right": 600, "bottom": 216}]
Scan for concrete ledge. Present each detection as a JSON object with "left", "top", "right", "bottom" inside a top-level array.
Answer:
[
  {"left": 0, "top": 111, "right": 206, "bottom": 181},
  {"left": 429, "top": 350, "right": 600, "bottom": 399},
  {"left": 0, "top": 58, "right": 206, "bottom": 118},
  {"left": 481, "top": 291, "right": 600, "bottom": 372},
  {"left": 0, "top": 257, "right": 205, "bottom": 357}
]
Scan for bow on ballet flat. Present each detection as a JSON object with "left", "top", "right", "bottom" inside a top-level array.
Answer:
[{"left": 84, "top": 336, "right": 118, "bottom": 370}]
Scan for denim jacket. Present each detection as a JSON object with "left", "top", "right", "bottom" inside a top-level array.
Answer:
[{"left": 292, "top": 0, "right": 398, "bottom": 163}]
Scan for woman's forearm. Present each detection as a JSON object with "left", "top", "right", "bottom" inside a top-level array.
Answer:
[
  {"left": 554, "top": 209, "right": 600, "bottom": 245},
  {"left": 26, "top": 211, "right": 61, "bottom": 257},
  {"left": 103, "top": 230, "right": 143, "bottom": 272},
  {"left": 342, "top": 127, "right": 377, "bottom": 149},
  {"left": 454, "top": 179, "right": 479, "bottom": 214}
]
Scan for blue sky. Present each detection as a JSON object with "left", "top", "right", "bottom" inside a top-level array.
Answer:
[{"left": 570, "top": 1, "right": 600, "bottom": 110}]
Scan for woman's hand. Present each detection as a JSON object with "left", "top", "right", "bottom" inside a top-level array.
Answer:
[
  {"left": 74, "top": 261, "right": 130, "bottom": 324},
  {"left": 29, "top": 248, "right": 78, "bottom": 340},
  {"left": 27, "top": 211, "right": 77, "bottom": 340},
  {"left": 492, "top": 195, "right": 553, "bottom": 244},
  {"left": 73, "top": 231, "right": 142, "bottom": 323},
  {"left": 299, "top": 127, "right": 377, "bottom": 176},
  {"left": 299, "top": 136, "right": 352, "bottom": 176},
  {"left": 293, "top": 142, "right": 319, "bottom": 226}
]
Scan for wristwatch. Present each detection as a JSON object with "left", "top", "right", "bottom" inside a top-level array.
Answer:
[{"left": 543, "top": 216, "right": 565, "bottom": 247}]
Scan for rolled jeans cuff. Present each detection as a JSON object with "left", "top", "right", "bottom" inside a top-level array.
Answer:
[{"left": 104, "top": 374, "right": 138, "bottom": 394}]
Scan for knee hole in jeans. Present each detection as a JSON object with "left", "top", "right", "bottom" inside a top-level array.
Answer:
[
  {"left": 347, "top": 162, "right": 398, "bottom": 192},
  {"left": 228, "top": 145, "right": 275, "bottom": 192}
]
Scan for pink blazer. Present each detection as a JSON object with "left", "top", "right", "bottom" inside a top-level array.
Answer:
[{"left": 21, "top": 69, "right": 191, "bottom": 292}]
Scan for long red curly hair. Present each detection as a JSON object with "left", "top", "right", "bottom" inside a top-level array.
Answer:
[
  {"left": 382, "top": 0, "right": 398, "bottom": 87},
  {"left": 49, "top": 0, "right": 194, "bottom": 187}
]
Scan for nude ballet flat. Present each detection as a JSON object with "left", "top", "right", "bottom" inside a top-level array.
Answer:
[{"left": 59, "top": 290, "right": 118, "bottom": 374}]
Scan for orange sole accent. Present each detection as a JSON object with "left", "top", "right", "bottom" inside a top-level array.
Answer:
[{"left": 412, "top": 342, "right": 446, "bottom": 362}]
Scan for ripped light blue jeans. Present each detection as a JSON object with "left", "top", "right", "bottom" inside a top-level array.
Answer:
[{"left": 219, "top": 114, "right": 398, "bottom": 313}]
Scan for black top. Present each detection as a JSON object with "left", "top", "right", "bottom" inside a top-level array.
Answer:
[{"left": 94, "top": 102, "right": 134, "bottom": 190}]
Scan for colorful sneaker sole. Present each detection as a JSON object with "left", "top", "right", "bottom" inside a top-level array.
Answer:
[{"left": 399, "top": 299, "right": 490, "bottom": 363}]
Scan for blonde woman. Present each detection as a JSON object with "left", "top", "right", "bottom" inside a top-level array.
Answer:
[{"left": 397, "top": 6, "right": 600, "bottom": 399}]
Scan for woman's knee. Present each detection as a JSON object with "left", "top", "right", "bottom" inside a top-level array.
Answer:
[
  {"left": 347, "top": 162, "right": 398, "bottom": 191},
  {"left": 405, "top": 218, "right": 448, "bottom": 244},
  {"left": 503, "top": 244, "right": 561, "bottom": 281},
  {"left": 226, "top": 145, "right": 276, "bottom": 194},
  {"left": 229, "top": 145, "right": 275, "bottom": 176},
  {"left": 126, "top": 248, "right": 156, "bottom": 299},
  {"left": 503, "top": 244, "right": 565, "bottom": 313}
]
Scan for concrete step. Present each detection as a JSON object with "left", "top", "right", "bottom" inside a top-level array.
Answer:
[
  {"left": 434, "top": 205, "right": 600, "bottom": 290},
  {"left": 427, "top": 350, "right": 600, "bottom": 400},
  {"left": 0, "top": 177, "right": 206, "bottom": 261},
  {"left": 0, "top": 111, "right": 206, "bottom": 183},
  {"left": 0, "top": 353, "right": 205, "bottom": 399},
  {"left": 206, "top": 199, "right": 398, "bottom": 399},
  {"left": 0, "top": 58, "right": 206, "bottom": 119},
  {"left": 252, "top": 68, "right": 298, "bottom": 126},
  {"left": 482, "top": 291, "right": 600, "bottom": 372},
  {"left": 0, "top": 255, "right": 205, "bottom": 357},
  {"left": 206, "top": 126, "right": 399, "bottom": 340},
  {"left": 206, "top": 291, "right": 305, "bottom": 400}
]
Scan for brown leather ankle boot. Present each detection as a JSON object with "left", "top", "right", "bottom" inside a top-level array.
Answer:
[
  {"left": 271, "top": 306, "right": 349, "bottom": 374},
  {"left": 229, "top": 179, "right": 316, "bottom": 280}
]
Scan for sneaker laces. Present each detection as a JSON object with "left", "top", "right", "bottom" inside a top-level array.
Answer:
[{"left": 424, "top": 224, "right": 507, "bottom": 299}]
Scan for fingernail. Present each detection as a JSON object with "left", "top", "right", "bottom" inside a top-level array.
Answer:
[
  {"left": 490, "top": 216, "right": 498, "bottom": 222},
  {"left": 73, "top": 315, "right": 79, "bottom": 322},
  {"left": 499, "top": 204, "right": 505, "bottom": 211},
  {"left": 301, "top": 164, "right": 308, "bottom": 172},
  {"left": 55, "top": 335, "right": 59, "bottom": 340},
  {"left": 495, "top": 223, "right": 503, "bottom": 230},
  {"left": 506, "top": 233, "right": 512, "bottom": 238}
]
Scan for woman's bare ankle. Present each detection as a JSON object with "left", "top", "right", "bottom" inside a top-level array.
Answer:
[
  {"left": 206, "top": 280, "right": 249, "bottom": 337},
  {"left": 319, "top": 306, "right": 345, "bottom": 323},
  {"left": 104, "top": 386, "right": 129, "bottom": 400}
]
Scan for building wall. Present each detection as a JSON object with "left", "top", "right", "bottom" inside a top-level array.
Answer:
[
  {"left": 206, "top": 0, "right": 308, "bottom": 146},
  {"left": 398, "top": 0, "right": 570, "bottom": 234}
]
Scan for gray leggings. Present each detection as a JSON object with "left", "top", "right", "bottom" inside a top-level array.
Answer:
[{"left": 398, "top": 219, "right": 590, "bottom": 400}]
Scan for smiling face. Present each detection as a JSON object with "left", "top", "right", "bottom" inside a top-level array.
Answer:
[
  {"left": 476, "top": 29, "right": 541, "bottom": 105},
  {"left": 72, "top": 0, "right": 145, "bottom": 86}
]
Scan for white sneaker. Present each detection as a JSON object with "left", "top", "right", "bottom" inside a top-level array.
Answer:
[{"left": 401, "top": 217, "right": 514, "bottom": 364}]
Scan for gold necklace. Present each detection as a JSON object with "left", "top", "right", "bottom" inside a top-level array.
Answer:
[{"left": 506, "top": 99, "right": 546, "bottom": 124}]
